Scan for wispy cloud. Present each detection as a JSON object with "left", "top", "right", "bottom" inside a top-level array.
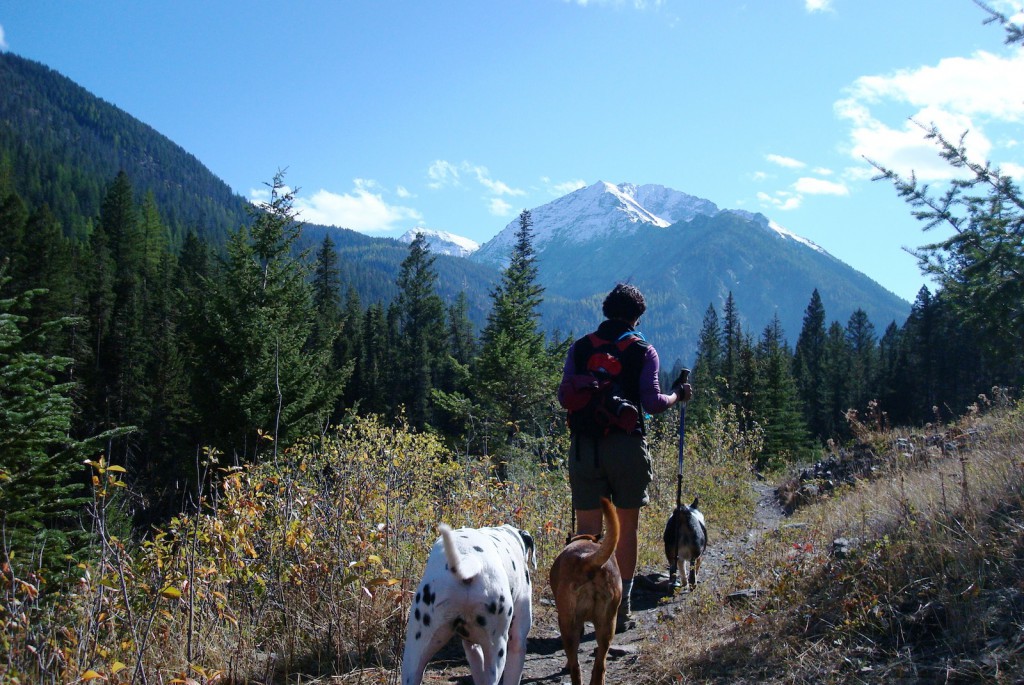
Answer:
[
  {"left": 757, "top": 190, "right": 802, "bottom": 211},
  {"left": 546, "top": 178, "right": 587, "bottom": 196},
  {"left": 805, "top": 0, "right": 833, "bottom": 13},
  {"left": 251, "top": 179, "right": 422, "bottom": 233},
  {"left": 489, "top": 198, "right": 513, "bottom": 216},
  {"left": 766, "top": 153, "right": 806, "bottom": 169},
  {"left": 794, "top": 177, "right": 849, "bottom": 196},
  {"left": 0, "top": 24, "right": 8, "bottom": 51},
  {"left": 836, "top": 47, "right": 1024, "bottom": 179},
  {"left": 427, "top": 159, "right": 526, "bottom": 217},
  {"left": 427, "top": 160, "right": 461, "bottom": 189}
]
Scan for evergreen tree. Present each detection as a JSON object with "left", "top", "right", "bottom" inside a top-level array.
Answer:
[
  {"left": 338, "top": 286, "right": 364, "bottom": 410},
  {"left": 793, "top": 289, "right": 828, "bottom": 441},
  {"left": 310, "top": 235, "right": 353, "bottom": 422},
  {"left": 844, "top": 308, "right": 878, "bottom": 413},
  {"left": 191, "top": 173, "right": 338, "bottom": 460},
  {"left": 720, "top": 291, "right": 743, "bottom": 408},
  {"left": 876, "top": 321, "right": 910, "bottom": 424},
  {"left": 474, "top": 210, "right": 558, "bottom": 467},
  {"left": 393, "top": 233, "right": 446, "bottom": 429},
  {"left": 0, "top": 272, "right": 104, "bottom": 572},
  {"left": 822, "top": 320, "right": 853, "bottom": 439},
  {"left": 691, "top": 303, "right": 723, "bottom": 425},
  {"left": 753, "top": 314, "right": 809, "bottom": 468}
]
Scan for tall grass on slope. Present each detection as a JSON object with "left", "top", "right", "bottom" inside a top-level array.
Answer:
[{"left": 650, "top": 398, "right": 1024, "bottom": 684}]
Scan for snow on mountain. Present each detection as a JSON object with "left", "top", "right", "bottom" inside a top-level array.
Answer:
[
  {"left": 399, "top": 227, "right": 479, "bottom": 257},
  {"left": 471, "top": 180, "right": 833, "bottom": 269},
  {"left": 767, "top": 220, "right": 827, "bottom": 254},
  {"left": 473, "top": 181, "right": 721, "bottom": 266},
  {"left": 724, "top": 209, "right": 829, "bottom": 255}
]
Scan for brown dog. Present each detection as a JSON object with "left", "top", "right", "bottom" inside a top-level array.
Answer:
[{"left": 549, "top": 497, "right": 621, "bottom": 685}]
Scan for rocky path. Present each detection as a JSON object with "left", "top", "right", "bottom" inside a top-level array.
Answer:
[{"left": 417, "top": 482, "right": 786, "bottom": 684}]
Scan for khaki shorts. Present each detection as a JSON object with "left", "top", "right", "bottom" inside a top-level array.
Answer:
[{"left": 567, "top": 432, "right": 653, "bottom": 510}]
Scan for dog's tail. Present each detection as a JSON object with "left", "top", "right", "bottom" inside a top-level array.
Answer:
[
  {"left": 439, "top": 524, "right": 482, "bottom": 582},
  {"left": 584, "top": 497, "right": 620, "bottom": 572}
]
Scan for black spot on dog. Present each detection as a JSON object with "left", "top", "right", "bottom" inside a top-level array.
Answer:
[
  {"left": 414, "top": 591, "right": 420, "bottom": 604},
  {"left": 487, "top": 601, "right": 497, "bottom": 614},
  {"left": 422, "top": 584, "right": 435, "bottom": 606},
  {"left": 508, "top": 606, "right": 513, "bottom": 616},
  {"left": 499, "top": 647, "right": 505, "bottom": 658},
  {"left": 415, "top": 608, "right": 421, "bottom": 621},
  {"left": 423, "top": 613, "right": 431, "bottom": 627},
  {"left": 415, "top": 631, "right": 421, "bottom": 640},
  {"left": 476, "top": 615, "right": 486, "bottom": 626},
  {"left": 512, "top": 560, "right": 516, "bottom": 571},
  {"left": 473, "top": 545, "right": 484, "bottom": 552},
  {"left": 525, "top": 569, "right": 531, "bottom": 585}
]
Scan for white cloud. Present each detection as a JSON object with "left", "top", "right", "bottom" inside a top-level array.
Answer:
[
  {"left": 427, "top": 160, "right": 461, "bottom": 189},
  {"left": 489, "top": 198, "right": 513, "bottom": 216},
  {"left": 469, "top": 164, "right": 525, "bottom": 196},
  {"left": 805, "top": 0, "right": 833, "bottom": 12},
  {"left": 766, "top": 153, "right": 806, "bottom": 169},
  {"left": 395, "top": 185, "right": 412, "bottom": 198},
  {"left": 549, "top": 178, "right": 587, "bottom": 195},
  {"left": 251, "top": 179, "right": 422, "bottom": 233},
  {"left": 837, "top": 47, "right": 1024, "bottom": 179},
  {"left": 794, "top": 177, "right": 849, "bottom": 196},
  {"left": 0, "top": 24, "right": 7, "bottom": 51},
  {"left": 757, "top": 190, "right": 802, "bottom": 211}
]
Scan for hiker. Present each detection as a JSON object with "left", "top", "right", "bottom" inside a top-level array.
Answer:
[{"left": 557, "top": 283, "right": 691, "bottom": 633}]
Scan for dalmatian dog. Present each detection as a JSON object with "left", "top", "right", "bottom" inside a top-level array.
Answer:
[{"left": 401, "top": 523, "right": 536, "bottom": 685}]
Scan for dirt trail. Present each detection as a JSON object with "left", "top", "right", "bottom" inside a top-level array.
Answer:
[{"left": 417, "top": 482, "right": 785, "bottom": 684}]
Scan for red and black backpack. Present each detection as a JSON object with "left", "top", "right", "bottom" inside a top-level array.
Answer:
[{"left": 566, "top": 331, "right": 646, "bottom": 437}]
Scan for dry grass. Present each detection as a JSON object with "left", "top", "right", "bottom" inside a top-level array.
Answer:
[{"left": 646, "top": 397, "right": 1024, "bottom": 684}]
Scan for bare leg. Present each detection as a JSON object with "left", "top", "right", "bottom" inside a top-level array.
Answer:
[{"left": 575, "top": 508, "right": 602, "bottom": 536}]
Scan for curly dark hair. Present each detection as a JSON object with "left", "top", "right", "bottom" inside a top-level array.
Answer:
[{"left": 602, "top": 283, "right": 646, "bottom": 322}]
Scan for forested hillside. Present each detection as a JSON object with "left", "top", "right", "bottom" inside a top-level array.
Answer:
[{"left": 0, "top": 51, "right": 498, "bottom": 315}]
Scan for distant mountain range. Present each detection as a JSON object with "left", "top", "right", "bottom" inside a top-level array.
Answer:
[
  {"left": 468, "top": 182, "right": 909, "bottom": 363},
  {"left": 0, "top": 51, "right": 908, "bottom": 363}
]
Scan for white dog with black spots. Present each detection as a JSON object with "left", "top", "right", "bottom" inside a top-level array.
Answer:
[{"left": 401, "top": 523, "right": 536, "bottom": 685}]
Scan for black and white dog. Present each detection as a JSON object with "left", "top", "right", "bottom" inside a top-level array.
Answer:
[
  {"left": 401, "top": 523, "right": 536, "bottom": 685},
  {"left": 663, "top": 497, "right": 707, "bottom": 592}
]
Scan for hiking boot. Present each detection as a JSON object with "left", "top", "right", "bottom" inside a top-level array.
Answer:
[{"left": 615, "top": 613, "right": 636, "bottom": 634}]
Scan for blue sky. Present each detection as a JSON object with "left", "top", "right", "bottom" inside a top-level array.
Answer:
[{"left": 2, "top": 0, "right": 1022, "bottom": 304}]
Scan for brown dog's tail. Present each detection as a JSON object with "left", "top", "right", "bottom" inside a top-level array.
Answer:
[{"left": 583, "top": 497, "right": 619, "bottom": 572}]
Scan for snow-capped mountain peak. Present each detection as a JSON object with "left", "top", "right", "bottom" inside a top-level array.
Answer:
[
  {"left": 472, "top": 181, "right": 721, "bottom": 265},
  {"left": 399, "top": 227, "right": 479, "bottom": 257}
]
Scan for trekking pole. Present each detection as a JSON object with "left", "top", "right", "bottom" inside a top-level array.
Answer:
[{"left": 669, "top": 368, "right": 690, "bottom": 587}]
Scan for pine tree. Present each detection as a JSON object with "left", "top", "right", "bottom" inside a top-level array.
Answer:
[
  {"left": 822, "top": 320, "right": 853, "bottom": 439},
  {"left": 393, "top": 233, "right": 446, "bottom": 429},
  {"left": 720, "top": 292, "right": 743, "bottom": 408},
  {"left": 191, "top": 173, "right": 338, "bottom": 460},
  {"left": 844, "top": 309, "right": 878, "bottom": 414},
  {"left": 793, "top": 289, "right": 828, "bottom": 441},
  {"left": 691, "top": 303, "right": 723, "bottom": 425},
  {"left": 474, "top": 210, "right": 558, "bottom": 467},
  {"left": 0, "top": 271, "right": 102, "bottom": 572},
  {"left": 753, "top": 314, "right": 810, "bottom": 468}
]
